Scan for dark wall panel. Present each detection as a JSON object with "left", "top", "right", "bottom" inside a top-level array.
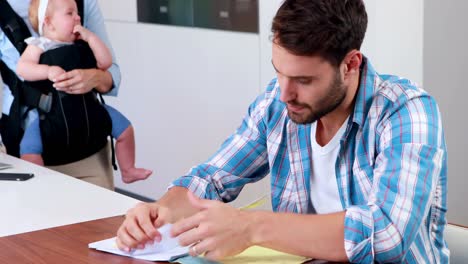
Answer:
[{"left": 137, "top": 0, "right": 258, "bottom": 33}]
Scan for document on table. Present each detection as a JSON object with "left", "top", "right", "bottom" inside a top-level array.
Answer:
[
  {"left": 89, "top": 195, "right": 269, "bottom": 261},
  {"left": 88, "top": 224, "right": 189, "bottom": 261}
]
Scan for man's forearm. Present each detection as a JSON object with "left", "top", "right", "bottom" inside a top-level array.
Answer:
[
  {"left": 248, "top": 211, "right": 348, "bottom": 261},
  {"left": 158, "top": 187, "right": 200, "bottom": 222}
]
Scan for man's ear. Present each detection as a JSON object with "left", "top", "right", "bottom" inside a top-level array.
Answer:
[{"left": 342, "top": 50, "right": 363, "bottom": 78}]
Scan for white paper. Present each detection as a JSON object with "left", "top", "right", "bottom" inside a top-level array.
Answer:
[{"left": 88, "top": 224, "right": 189, "bottom": 261}]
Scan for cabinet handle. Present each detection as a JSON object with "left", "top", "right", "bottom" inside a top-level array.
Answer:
[
  {"left": 159, "top": 6, "right": 168, "bottom": 13},
  {"left": 219, "top": 11, "right": 229, "bottom": 19}
]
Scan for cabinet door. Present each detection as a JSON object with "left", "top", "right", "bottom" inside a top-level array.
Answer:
[
  {"left": 194, "top": 0, "right": 258, "bottom": 33},
  {"left": 137, "top": 0, "right": 194, "bottom": 27}
]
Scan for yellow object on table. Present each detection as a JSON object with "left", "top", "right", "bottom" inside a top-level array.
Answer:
[{"left": 222, "top": 246, "right": 309, "bottom": 264}]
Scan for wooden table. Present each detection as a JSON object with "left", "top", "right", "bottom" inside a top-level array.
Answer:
[{"left": 0, "top": 216, "right": 166, "bottom": 264}]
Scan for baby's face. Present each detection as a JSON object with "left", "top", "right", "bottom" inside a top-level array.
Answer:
[{"left": 47, "top": 0, "right": 81, "bottom": 42}]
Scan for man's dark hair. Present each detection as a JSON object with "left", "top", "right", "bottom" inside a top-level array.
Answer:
[{"left": 272, "top": 0, "right": 368, "bottom": 67}]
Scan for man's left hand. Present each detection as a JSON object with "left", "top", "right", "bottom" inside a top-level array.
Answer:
[
  {"left": 171, "top": 192, "right": 254, "bottom": 261},
  {"left": 53, "top": 69, "right": 101, "bottom": 94}
]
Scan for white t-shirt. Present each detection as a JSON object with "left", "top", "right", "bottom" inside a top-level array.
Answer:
[{"left": 310, "top": 117, "right": 349, "bottom": 214}]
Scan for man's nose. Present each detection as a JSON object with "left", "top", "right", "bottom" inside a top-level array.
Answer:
[{"left": 279, "top": 78, "right": 296, "bottom": 103}]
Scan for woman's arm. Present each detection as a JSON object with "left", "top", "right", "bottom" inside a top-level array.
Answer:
[
  {"left": 52, "top": 68, "right": 112, "bottom": 94},
  {"left": 83, "top": 0, "right": 121, "bottom": 95}
]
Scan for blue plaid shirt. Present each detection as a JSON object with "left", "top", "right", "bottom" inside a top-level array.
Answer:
[{"left": 171, "top": 58, "right": 449, "bottom": 263}]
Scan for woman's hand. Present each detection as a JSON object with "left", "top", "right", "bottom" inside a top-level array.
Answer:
[{"left": 53, "top": 68, "right": 112, "bottom": 94}]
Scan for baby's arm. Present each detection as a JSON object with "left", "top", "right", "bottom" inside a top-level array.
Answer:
[
  {"left": 17, "top": 45, "right": 65, "bottom": 82},
  {"left": 74, "top": 25, "right": 112, "bottom": 70}
]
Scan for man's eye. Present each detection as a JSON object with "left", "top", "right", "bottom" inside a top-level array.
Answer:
[{"left": 296, "top": 78, "right": 311, "bottom": 85}]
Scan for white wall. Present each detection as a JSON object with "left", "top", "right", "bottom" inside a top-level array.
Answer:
[
  {"left": 362, "top": 0, "right": 423, "bottom": 85},
  {"left": 259, "top": 0, "right": 283, "bottom": 87},
  {"left": 260, "top": 0, "right": 425, "bottom": 87},
  {"left": 424, "top": 0, "right": 468, "bottom": 226},
  {"left": 97, "top": 1, "right": 424, "bottom": 210},
  {"left": 98, "top": 0, "right": 270, "bottom": 208}
]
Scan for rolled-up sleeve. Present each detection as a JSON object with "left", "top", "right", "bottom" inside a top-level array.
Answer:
[
  {"left": 344, "top": 94, "right": 446, "bottom": 262},
  {"left": 84, "top": 0, "right": 121, "bottom": 96},
  {"left": 170, "top": 92, "right": 272, "bottom": 201}
]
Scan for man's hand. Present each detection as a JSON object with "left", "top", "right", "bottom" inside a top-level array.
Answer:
[
  {"left": 53, "top": 68, "right": 105, "bottom": 94},
  {"left": 171, "top": 192, "right": 254, "bottom": 260},
  {"left": 116, "top": 202, "right": 172, "bottom": 252},
  {"left": 47, "top": 66, "right": 65, "bottom": 82}
]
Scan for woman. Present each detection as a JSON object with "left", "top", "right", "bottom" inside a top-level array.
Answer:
[{"left": 0, "top": 0, "right": 121, "bottom": 189}]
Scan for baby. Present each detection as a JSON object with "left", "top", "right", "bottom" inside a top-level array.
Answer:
[{"left": 17, "top": 0, "right": 152, "bottom": 183}]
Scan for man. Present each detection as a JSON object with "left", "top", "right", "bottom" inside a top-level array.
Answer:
[
  {"left": 0, "top": 0, "right": 120, "bottom": 189},
  {"left": 117, "top": 0, "right": 449, "bottom": 262}
]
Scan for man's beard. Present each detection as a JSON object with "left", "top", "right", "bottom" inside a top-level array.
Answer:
[{"left": 287, "top": 71, "right": 346, "bottom": 124}]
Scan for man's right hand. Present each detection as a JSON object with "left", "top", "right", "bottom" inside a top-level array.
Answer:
[{"left": 116, "top": 202, "right": 172, "bottom": 252}]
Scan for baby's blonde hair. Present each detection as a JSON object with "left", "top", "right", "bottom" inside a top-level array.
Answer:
[{"left": 29, "top": 0, "right": 55, "bottom": 33}]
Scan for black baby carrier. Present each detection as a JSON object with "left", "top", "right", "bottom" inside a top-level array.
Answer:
[
  {"left": 0, "top": 0, "right": 115, "bottom": 166},
  {"left": 32, "top": 41, "right": 112, "bottom": 165}
]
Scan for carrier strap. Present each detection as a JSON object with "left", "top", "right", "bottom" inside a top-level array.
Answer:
[{"left": 0, "top": 0, "right": 32, "bottom": 53}]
